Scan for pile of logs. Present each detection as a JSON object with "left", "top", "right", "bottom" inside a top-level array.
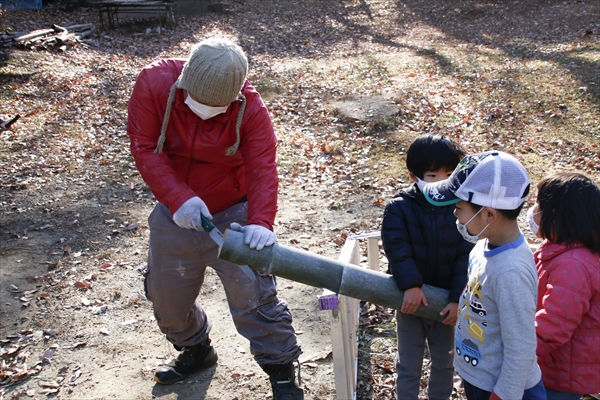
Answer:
[{"left": 0, "top": 23, "right": 96, "bottom": 50}]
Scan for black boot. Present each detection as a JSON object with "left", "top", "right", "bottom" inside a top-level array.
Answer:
[
  {"left": 154, "top": 336, "right": 218, "bottom": 384},
  {"left": 261, "top": 362, "right": 304, "bottom": 400}
]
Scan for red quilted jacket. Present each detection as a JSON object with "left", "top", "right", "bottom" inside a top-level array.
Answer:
[
  {"left": 534, "top": 240, "right": 600, "bottom": 395},
  {"left": 127, "top": 59, "right": 278, "bottom": 229}
]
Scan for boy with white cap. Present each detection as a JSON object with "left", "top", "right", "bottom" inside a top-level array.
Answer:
[
  {"left": 422, "top": 151, "right": 546, "bottom": 400},
  {"left": 127, "top": 37, "right": 303, "bottom": 399}
]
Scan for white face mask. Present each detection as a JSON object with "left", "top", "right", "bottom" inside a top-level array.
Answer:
[
  {"left": 527, "top": 206, "right": 541, "bottom": 236},
  {"left": 185, "top": 94, "right": 229, "bottom": 120},
  {"left": 456, "top": 207, "right": 489, "bottom": 244},
  {"left": 416, "top": 177, "right": 428, "bottom": 193}
]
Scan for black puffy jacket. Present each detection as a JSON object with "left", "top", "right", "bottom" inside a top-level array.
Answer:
[{"left": 381, "top": 184, "right": 474, "bottom": 303}]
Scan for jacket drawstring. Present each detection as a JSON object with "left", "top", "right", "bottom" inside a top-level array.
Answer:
[
  {"left": 155, "top": 80, "right": 179, "bottom": 154},
  {"left": 226, "top": 92, "right": 246, "bottom": 156}
]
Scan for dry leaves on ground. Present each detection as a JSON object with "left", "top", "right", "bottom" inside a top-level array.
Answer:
[{"left": 1, "top": 0, "right": 599, "bottom": 398}]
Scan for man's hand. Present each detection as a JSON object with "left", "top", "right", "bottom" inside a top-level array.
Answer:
[
  {"left": 440, "top": 302, "right": 459, "bottom": 326},
  {"left": 401, "top": 287, "right": 428, "bottom": 314},
  {"left": 230, "top": 223, "right": 276, "bottom": 251},
  {"left": 172, "top": 196, "right": 213, "bottom": 231}
]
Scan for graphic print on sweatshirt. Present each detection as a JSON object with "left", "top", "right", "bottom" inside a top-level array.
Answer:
[{"left": 455, "top": 273, "right": 488, "bottom": 367}]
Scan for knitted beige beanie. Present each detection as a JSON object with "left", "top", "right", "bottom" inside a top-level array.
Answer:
[
  {"left": 178, "top": 38, "right": 248, "bottom": 106},
  {"left": 155, "top": 38, "right": 248, "bottom": 155}
]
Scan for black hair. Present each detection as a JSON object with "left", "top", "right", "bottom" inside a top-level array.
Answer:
[
  {"left": 498, "top": 203, "right": 526, "bottom": 220},
  {"left": 464, "top": 202, "right": 525, "bottom": 221},
  {"left": 537, "top": 172, "right": 600, "bottom": 254},
  {"left": 405, "top": 134, "right": 467, "bottom": 179}
]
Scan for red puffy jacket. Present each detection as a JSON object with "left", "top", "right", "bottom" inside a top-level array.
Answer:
[
  {"left": 534, "top": 240, "right": 600, "bottom": 395},
  {"left": 127, "top": 59, "right": 278, "bottom": 229}
]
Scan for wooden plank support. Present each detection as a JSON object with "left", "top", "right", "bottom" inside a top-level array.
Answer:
[
  {"left": 331, "top": 238, "right": 360, "bottom": 399},
  {"left": 366, "top": 234, "right": 380, "bottom": 272}
]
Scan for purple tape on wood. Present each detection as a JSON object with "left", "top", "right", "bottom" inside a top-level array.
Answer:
[{"left": 318, "top": 295, "right": 339, "bottom": 311}]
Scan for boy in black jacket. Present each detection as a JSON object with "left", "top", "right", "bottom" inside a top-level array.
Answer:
[{"left": 381, "top": 134, "right": 473, "bottom": 400}]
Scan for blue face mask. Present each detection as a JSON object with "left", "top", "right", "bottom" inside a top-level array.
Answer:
[{"left": 456, "top": 207, "right": 489, "bottom": 244}]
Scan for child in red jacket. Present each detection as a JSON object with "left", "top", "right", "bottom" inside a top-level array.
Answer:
[{"left": 528, "top": 172, "right": 600, "bottom": 399}]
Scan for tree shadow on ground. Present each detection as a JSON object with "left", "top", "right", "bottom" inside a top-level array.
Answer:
[
  {"left": 394, "top": 0, "right": 600, "bottom": 105},
  {"left": 0, "top": 49, "right": 40, "bottom": 82},
  {"left": 6, "top": 0, "right": 598, "bottom": 106}
]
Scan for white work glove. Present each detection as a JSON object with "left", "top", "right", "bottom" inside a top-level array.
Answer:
[
  {"left": 230, "top": 222, "right": 276, "bottom": 251},
  {"left": 172, "top": 196, "right": 213, "bottom": 231}
]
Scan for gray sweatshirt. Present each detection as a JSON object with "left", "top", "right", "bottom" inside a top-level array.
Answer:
[{"left": 454, "top": 234, "right": 542, "bottom": 399}]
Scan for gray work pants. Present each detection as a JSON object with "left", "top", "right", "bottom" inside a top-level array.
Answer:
[
  {"left": 396, "top": 310, "right": 455, "bottom": 400},
  {"left": 145, "top": 202, "right": 302, "bottom": 366}
]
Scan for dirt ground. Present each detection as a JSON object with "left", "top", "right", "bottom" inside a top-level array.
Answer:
[
  {"left": 0, "top": 46, "right": 376, "bottom": 400},
  {"left": 0, "top": 190, "right": 365, "bottom": 400},
  {"left": 1, "top": 0, "right": 599, "bottom": 399}
]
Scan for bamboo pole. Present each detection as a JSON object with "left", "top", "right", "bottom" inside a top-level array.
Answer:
[
  {"left": 64, "top": 23, "right": 95, "bottom": 32},
  {"left": 13, "top": 29, "right": 54, "bottom": 42},
  {"left": 76, "top": 26, "right": 96, "bottom": 40},
  {"left": 219, "top": 229, "right": 452, "bottom": 322}
]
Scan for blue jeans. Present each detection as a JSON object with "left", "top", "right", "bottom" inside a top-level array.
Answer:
[
  {"left": 544, "top": 388, "right": 581, "bottom": 400},
  {"left": 463, "top": 378, "right": 546, "bottom": 400}
]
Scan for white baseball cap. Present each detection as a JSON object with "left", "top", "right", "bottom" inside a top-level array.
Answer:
[{"left": 423, "top": 151, "right": 530, "bottom": 210}]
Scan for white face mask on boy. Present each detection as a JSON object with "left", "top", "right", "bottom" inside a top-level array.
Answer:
[
  {"left": 456, "top": 207, "right": 489, "bottom": 244},
  {"left": 415, "top": 177, "right": 428, "bottom": 193},
  {"left": 185, "top": 94, "right": 229, "bottom": 120}
]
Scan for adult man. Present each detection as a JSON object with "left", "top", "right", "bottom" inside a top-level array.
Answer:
[{"left": 127, "top": 37, "right": 303, "bottom": 399}]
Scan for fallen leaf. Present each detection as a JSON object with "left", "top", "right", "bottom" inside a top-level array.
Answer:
[
  {"left": 43, "top": 329, "right": 58, "bottom": 337},
  {"left": 74, "top": 281, "right": 91, "bottom": 289},
  {"left": 69, "top": 369, "right": 82, "bottom": 382},
  {"left": 39, "top": 380, "right": 60, "bottom": 388},
  {"left": 40, "top": 348, "right": 56, "bottom": 362},
  {"left": 39, "top": 388, "right": 59, "bottom": 395},
  {"left": 92, "top": 305, "right": 107, "bottom": 315}
]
